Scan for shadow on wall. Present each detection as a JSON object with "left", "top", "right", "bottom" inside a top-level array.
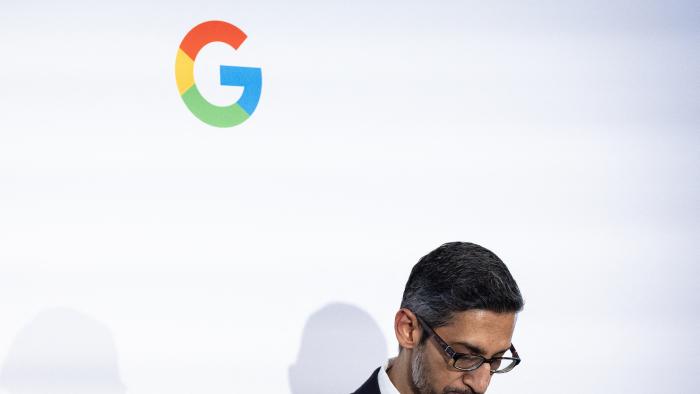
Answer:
[
  {"left": 289, "top": 303, "right": 387, "bottom": 394},
  {"left": 0, "top": 307, "right": 125, "bottom": 394}
]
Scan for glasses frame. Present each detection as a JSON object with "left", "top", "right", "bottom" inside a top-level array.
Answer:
[{"left": 414, "top": 313, "right": 521, "bottom": 375}]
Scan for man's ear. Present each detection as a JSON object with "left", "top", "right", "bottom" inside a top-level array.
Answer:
[{"left": 394, "top": 308, "right": 422, "bottom": 350}]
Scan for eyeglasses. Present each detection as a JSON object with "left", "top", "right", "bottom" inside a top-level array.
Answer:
[{"left": 414, "top": 314, "right": 521, "bottom": 374}]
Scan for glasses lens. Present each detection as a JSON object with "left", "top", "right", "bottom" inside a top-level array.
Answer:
[
  {"left": 454, "top": 355, "right": 483, "bottom": 371},
  {"left": 454, "top": 351, "right": 519, "bottom": 373},
  {"left": 492, "top": 358, "right": 518, "bottom": 373}
]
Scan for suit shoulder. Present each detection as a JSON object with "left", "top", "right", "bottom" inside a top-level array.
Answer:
[{"left": 351, "top": 367, "right": 381, "bottom": 394}]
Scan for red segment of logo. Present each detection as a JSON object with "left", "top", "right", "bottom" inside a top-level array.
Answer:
[{"left": 179, "top": 20, "right": 248, "bottom": 59}]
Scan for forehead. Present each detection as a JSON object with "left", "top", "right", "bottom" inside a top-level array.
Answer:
[{"left": 438, "top": 310, "right": 517, "bottom": 353}]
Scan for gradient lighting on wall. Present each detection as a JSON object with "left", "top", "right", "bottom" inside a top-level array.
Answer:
[{"left": 175, "top": 21, "right": 262, "bottom": 127}]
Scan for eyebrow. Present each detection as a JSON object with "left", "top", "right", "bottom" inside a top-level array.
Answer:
[{"left": 453, "top": 341, "right": 510, "bottom": 358}]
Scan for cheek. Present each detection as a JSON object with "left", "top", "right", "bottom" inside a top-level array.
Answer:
[{"left": 424, "top": 346, "right": 466, "bottom": 391}]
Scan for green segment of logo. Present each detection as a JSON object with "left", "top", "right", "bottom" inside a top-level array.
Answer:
[{"left": 180, "top": 85, "right": 250, "bottom": 128}]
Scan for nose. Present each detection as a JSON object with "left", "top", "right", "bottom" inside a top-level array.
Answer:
[{"left": 464, "top": 362, "right": 492, "bottom": 393}]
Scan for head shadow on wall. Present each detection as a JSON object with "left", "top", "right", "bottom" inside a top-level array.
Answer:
[
  {"left": 0, "top": 307, "right": 125, "bottom": 394},
  {"left": 289, "top": 302, "right": 388, "bottom": 394}
]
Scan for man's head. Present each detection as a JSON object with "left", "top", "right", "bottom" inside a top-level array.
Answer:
[{"left": 393, "top": 242, "right": 523, "bottom": 394}]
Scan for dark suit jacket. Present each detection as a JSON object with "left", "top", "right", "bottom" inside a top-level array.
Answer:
[{"left": 352, "top": 367, "right": 381, "bottom": 394}]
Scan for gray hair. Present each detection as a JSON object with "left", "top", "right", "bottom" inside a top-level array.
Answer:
[{"left": 401, "top": 242, "right": 524, "bottom": 330}]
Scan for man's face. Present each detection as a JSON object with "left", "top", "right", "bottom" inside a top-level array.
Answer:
[{"left": 410, "top": 310, "right": 517, "bottom": 394}]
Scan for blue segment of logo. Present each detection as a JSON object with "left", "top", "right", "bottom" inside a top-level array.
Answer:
[{"left": 219, "top": 65, "right": 262, "bottom": 115}]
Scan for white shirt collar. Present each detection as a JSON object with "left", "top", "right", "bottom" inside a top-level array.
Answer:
[{"left": 377, "top": 358, "right": 401, "bottom": 394}]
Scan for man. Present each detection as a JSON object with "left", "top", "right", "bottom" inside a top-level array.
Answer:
[{"left": 353, "top": 242, "right": 524, "bottom": 394}]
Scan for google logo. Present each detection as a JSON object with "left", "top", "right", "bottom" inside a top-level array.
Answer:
[{"left": 175, "top": 21, "right": 262, "bottom": 127}]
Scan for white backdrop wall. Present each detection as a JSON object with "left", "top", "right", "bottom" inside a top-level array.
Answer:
[{"left": 0, "top": 1, "right": 698, "bottom": 393}]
